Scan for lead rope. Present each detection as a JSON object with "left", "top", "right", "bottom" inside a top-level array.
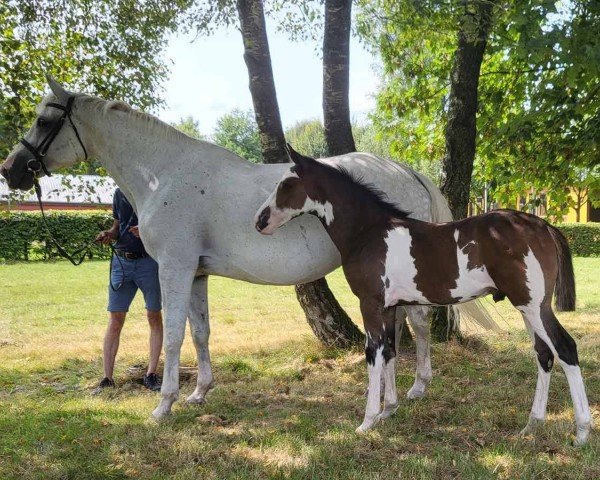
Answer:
[{"left": 33, "top": 177, "right": 124, "bottom": 290}]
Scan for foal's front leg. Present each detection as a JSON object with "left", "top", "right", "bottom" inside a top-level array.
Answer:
[
  {"left": 152, "top": 260, "right": 196, "bottom": 420},
  {"left": 356, "top": 300, "right": 397, "bottom": 433}
]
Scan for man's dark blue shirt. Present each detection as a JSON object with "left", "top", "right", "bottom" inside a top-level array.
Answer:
[{"left": 113, "top": 188, "right": 145, "bottom": 255}]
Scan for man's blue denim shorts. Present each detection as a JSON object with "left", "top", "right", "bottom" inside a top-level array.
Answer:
[{"left": 107, "top": 255, "right": 162, "bottom": 312}]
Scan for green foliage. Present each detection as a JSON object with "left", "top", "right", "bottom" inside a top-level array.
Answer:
[
  {"left": 0, "top": 210, "right": 112, "bottom": 261},
  {"left": 285, "top": 119, "right": 328, "bottom": 158},
  {"left": 212, "top": 109, "right": 262, "bottom": 163},
  {"left": 359, "top": 0, "right": 600, "bottom": 216},
  {"left": 557, "top": 223, "right": 600, "bottom": 257},
  {"left": 171, "top": 116, "right": 205, "bottom": 140},
  {"left": 0, "top": 0, "right": 188, "bottom": 170}
]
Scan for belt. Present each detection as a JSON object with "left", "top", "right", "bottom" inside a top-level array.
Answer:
[{"left": 114, "top": 250, "right": 148, "bottom": 260}]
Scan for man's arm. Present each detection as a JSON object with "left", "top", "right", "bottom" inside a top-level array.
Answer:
[{"left": 95, "top": 219, "right": 120, "bottom": 244}]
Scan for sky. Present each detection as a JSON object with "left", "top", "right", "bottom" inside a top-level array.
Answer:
[{"left": 157, "top": 22, "right": 380, "bottom": 136}]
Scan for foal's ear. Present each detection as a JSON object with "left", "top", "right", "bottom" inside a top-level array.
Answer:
[{"left": 286, "top": 143, "right": 315, "bottom": 167}]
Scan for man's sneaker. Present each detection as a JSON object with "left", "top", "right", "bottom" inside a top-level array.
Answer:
[
  {"left": 92, "top": 377, "right": 115, "bottom": 395},
  {"left": 143, "top": 373, "right": 162, "bottom": 391}
]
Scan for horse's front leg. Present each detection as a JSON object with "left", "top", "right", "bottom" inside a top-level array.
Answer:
[
  {"left": 186, "top": 275, "right": 214, "bottom": 405},
  {"left": 405, "top": 306, "right": 432, "bottom": 400},
  {"left": 151, "top": 260, "right": 196, "bottom": 420}
]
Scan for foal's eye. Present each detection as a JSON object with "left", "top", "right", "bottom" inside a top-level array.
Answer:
[{"left": 37, "top": 118, "right": 48, "bottom": 128}]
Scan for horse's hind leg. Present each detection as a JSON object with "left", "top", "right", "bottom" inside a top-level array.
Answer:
[
  {"left": 405, "top": 306, "right": 432, "bottom": 400},
  {"left": 185, "top": 276, "right": 215, "bottom": 405}
]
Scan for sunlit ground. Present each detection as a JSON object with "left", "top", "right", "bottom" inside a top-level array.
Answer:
[{"left": 0, "top": 259, "right": 598, "bottom": 479}]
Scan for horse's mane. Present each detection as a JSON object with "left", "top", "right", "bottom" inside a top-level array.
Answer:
[
  {"left": 320, "top": 161, "right": 411, "bottom": 220},
  {"left": 74, "top": 94, "right": 205, "bottom": 145}
]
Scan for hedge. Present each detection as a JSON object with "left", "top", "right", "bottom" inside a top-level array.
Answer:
[
  {"left": 0, "top": 210, "right": 113, "bottom": 261},
  {"left": 1, "top": 211, "right": 598, "bottom": 261},
  {"left": 556, "top": 222, "right": 600, "bottom": 257}
]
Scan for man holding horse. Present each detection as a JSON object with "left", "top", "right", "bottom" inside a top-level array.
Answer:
[{"left": 94, "top": 188, "right": 163, "bottom": 392}]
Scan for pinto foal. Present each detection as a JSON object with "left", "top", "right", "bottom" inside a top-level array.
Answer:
[{"left": 254, "top": 146, "right": 592, "bottom": 445}]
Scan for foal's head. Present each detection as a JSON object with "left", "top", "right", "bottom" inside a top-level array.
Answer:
[{"left": 254, "top": 145, "right": 334, "bottom": 235}]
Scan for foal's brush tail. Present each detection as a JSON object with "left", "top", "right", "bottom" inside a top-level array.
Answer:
[{"left": 547, "top": 225, "right": 576, "bottom": 311}]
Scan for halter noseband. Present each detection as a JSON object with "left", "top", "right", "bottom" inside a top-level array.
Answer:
[{"left": 20, "top": 95, "right": 88, "bottom": 177}]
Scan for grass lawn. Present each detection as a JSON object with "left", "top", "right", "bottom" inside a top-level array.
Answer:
[{"left": 0, "top": 258, "right": 598, "bottom": 479}]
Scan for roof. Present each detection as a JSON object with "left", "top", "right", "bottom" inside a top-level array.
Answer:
[{"left": 0, "top": 174, "right": 116, "bottom": 205}]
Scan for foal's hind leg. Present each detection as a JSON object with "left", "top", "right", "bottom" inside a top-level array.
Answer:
[
  {"left": 405, "top": 306, "right": 432, "bottom": 400},
  {"left": 520, "top": 323, "right": 553, "bottom": 436},
  {"left": 186, "top": 276, "right": 215, "bottom": 405},
  {"left": 520, "top": 304, "right": 592, "bottom": 445}
]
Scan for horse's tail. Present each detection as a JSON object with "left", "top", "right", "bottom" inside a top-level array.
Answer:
[
  {"left": 411, "top": 169, "right": 502, "bottom": 333},
  {"left": 547, "top": 224, "right": 576, "bottom": 312}
]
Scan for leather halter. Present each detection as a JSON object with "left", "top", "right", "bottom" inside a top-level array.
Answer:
[{"left": 20, "top": 95, "right": 88, "bottom": 177}]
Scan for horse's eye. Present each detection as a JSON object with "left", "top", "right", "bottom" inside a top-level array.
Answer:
[{"left": 37, "top": 118, "right": 47, "bottom": 128}]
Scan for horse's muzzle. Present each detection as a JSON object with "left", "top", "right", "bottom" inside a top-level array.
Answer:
[{"left": 255, "top": 207, "right": 271, "bottom": 234}]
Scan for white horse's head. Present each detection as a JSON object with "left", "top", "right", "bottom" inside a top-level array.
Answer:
[
  {"left": 254, "top": 145, "right": 334, "bottom": 235},
  {"left": 1, "top": 76, "right": 89, "bottom": 190}
]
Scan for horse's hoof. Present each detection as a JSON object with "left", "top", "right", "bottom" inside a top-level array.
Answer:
[
  {"left": 355, "top": 424, "right": 370, "bottom": 434},
  {"left": 406, "top": 385, "right": 426, "bottom": 400},
  {"left": 519, "top": 417, "right": 542, "bottom": 438},
  {"left": 185, "top": 393, "right": 207, "bottom": 405},
  {"left": 573, "top": 424, "right": 591, "bottom": 447},
  {"left": 378, "top": 403, "right": 399, "bottom": 420},
  {"left": 151, "top": 406, "right": 171, "bottom": 422}
]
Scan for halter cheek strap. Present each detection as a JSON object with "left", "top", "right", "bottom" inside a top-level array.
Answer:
[{"left": 20, "top": 95, "right": 88, "bottom": 177}]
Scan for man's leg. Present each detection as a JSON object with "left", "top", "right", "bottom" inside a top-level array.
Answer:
[
  {"left": 135, "top": 256, "right": 163, "bottom": 391},
  {"left": 103, "top": 312, "right": 127, "bottom": 380},
  {"left": 95, "top": 256, "right": 137, "bottom": 391},
  {"left": 146, "top": 309, "right": 163, "bottom": 375}
]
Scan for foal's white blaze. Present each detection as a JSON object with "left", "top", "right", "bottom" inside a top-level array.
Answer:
[
  {"left": 450, "top": 230, "right": 495, "bottom": 302},
  {"left": 518, "top": 248, "right": 591, "bottom": 444},
  {"left": 381, "top": 227, "right": 428, "bottom": 307}
]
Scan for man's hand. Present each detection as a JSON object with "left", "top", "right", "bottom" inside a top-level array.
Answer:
[
  {"left": 129, "top": 226, "right": 140, "bottom": 238},
  {"left": 95, "top": 230, "right": 117, "bottom": 245}
]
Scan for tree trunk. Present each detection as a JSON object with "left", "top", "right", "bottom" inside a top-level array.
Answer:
[
  {"left": 320, "top": 0, "right": 410, "bottom": 345},
  {"left": 434, "top": 1, "right": 495, "bottom": 341},
  {"left": 440, "top": 1, "right": 495, "bottom": 220},
  {"left": 236, "top": 0, "right": 287, "bottom": 164},
  {"left": 236, "top": 0, "right": 365, "bottom": 348},
  {"left": 323, "top": 0, "right": 356, "bottom": 155}
]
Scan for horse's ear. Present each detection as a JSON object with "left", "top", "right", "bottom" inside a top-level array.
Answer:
[{"left": 46, "top": 74, "right": 69, "bottom": 102}]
